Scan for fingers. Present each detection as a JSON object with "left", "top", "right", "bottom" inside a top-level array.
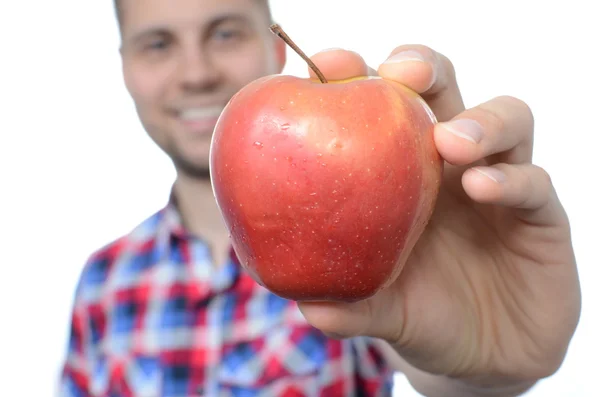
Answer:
[
  {"left": 463, "top": 163, "right": 549, "bottom": 208},
  {"left": 308, "top": 48, "right": 370, "bottom": 81},
  {"left": 297, "top": 300, "right": 372, "bottom": 340},
  {"left": 308, "top": 45, "right": 465, "bottom": 122},
  {"left": 434, "top": 95, "right": 535, "bottom": 166},
  {"left": 462, "top": 163, "right": 565, "bottom": 225},
  {"left": 377, "top": 45, "right": 465, "bottom": 121}
]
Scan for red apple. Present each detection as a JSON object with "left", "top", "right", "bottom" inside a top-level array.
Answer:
[{"left": 209, "top": 27, "right": 443, "bottom": 303}]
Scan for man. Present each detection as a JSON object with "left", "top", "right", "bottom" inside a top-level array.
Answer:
[{"left": 59, "top": 0, "right": 581, "bottom": 396}]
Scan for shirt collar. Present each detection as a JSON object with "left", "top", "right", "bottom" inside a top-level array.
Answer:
[
  {"left": 161, "top": 189, "right": 189, "bottom": 241},
  {"left": 155, "top": 187, "right": 241, "bottom": 297}
]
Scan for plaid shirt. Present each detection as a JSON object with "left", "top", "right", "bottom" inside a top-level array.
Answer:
[{"left": 59, "top": 198, "right": 395, "bottom": 397}]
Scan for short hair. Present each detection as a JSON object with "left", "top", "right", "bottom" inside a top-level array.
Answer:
[{"left": 113, "top": 0, "right": 272, "bottom": 27}]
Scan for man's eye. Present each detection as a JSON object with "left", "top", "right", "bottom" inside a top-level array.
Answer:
[
  {"left": 146, "top": 39, "right": 169, "bottom": 51},
  {"left": 213, "top": 29, "right": 241, "bottom": 41}
]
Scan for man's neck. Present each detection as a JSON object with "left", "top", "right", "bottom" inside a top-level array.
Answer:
[{"left": 172, "top": 173, "right": 231, "bottom": 267}]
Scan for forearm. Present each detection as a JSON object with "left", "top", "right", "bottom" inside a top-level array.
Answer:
[{"left": 375, "top": 340, "right": 536, "bottom": 397}]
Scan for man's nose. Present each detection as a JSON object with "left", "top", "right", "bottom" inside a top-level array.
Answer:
[{"left": 178, "top": 49, "right": 221, "bottom": 92}]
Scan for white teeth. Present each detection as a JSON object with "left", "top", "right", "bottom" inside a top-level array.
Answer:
[{"left": 179, "top": 106, "right": 223, "bottom": 121}]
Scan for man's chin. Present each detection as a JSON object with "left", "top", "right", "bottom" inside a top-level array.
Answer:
[{"left": 172, "top": 155, "right": 211, "bottom": 179}]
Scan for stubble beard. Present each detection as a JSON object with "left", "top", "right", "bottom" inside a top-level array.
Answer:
[{"left": 171, "top": 150, "right": 212, "bottom": 180}]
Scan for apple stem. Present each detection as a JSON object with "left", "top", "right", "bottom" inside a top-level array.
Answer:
[{"left": 270, "top": 24, "right": 328, "bottom": 84}]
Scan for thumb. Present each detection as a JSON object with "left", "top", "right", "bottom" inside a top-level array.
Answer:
[
  {"left": 308, "top": 48, "right": 376, "bottom": 81},
  {"left": 297, "top": 300, "right": 372, "bottom": 339},
  {"left": 297, "top": 286, "right": 404, "bottom": 342}
]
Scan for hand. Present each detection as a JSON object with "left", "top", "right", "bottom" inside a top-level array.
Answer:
[{"left": 297, "top": 47, "right": 581, "bottom": 389}]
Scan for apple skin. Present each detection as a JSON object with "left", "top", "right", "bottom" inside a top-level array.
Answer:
[{"left": 209, "top": 74, "right": 443, "bottom": 302}]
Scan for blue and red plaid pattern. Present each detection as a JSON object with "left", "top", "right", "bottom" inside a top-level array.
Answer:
[{"left": 59, "top": 199, "right": 395, "bottom": 396}]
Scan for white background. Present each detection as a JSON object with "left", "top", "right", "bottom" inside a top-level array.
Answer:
[{"left": 1, "top": 0, "right": 598, "bottom": 396}]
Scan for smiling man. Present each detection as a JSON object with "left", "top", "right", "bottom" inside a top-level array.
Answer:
[
  {"left": 59, "top": 0, "right": 396, "bottom": 395},
  {"left": 58, "top": 0, "right": 581, "bottom": 396}
]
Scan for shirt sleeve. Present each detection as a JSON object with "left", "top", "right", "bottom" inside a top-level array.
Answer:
[
  {"left": 351, "top": 336, "right": 396, "bottom": 395},
  {"left": 57, "top": 280, "right": 92, "bottom": 397}
]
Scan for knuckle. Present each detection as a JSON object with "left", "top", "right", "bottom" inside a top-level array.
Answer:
[
  {"left": 510, "top": 95, "right": 533, "bottom": 113},
  {"left": 436, "top": 52, "right": 457, "bottom": 80},
  {"left": 476, "top": 95, "right": 536, "bottom": 139},
  {"left": 517, "top": 164, "right": 534, "bottom": 191},
  {"left": 520, "top": 165, "right": 553, "bottom": 207},
  {"left": 534, "top": 165, "right": 553, "bottom": 191},
  {"left": 474, "top": 104, "right": 506, "bottom": 135},
  {"left": 498, "top": 95, "right": 535, "bottom": 127}
]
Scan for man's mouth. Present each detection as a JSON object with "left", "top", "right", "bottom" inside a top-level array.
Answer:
[
  {"left": 177, "top": 106, "right": 224, "bottom": 122},
  {"left": 173, "top": 105, "right": 225, "bottom": 135}
]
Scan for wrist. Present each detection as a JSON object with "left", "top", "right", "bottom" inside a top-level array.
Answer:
[
  {"left": 408, "top": 373, "right": 537, "bottom": 397},
  {"left": 446, "top": 376, "right": 536, "bottom": 397},
  {"left": 375, "top": 340, "right": 538, "bottom": 397}
]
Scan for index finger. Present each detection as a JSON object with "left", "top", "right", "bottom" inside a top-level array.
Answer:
[
  {"left": 377, "top": 45, "right": 465, "bottom": 122},
  {"left": 308, "top": 48, "right": 372, "bottom": 81}
]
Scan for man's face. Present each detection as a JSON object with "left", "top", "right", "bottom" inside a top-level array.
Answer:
[{"left": 119, "top": 0, "right": 286, "bottom": 178}]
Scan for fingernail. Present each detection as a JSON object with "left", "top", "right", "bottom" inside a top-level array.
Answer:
[
  {"left": 382, "top": 50, "right": 435, "bottom": 91},
  {"left": 384, "top": 50, "right": 426, "bottom": 64},
  {"left": 474, "top": 167, "right": 506, "bottom": 183},
  {"left": 441, "top": 119, "right": 483, "bottom": 144}
]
